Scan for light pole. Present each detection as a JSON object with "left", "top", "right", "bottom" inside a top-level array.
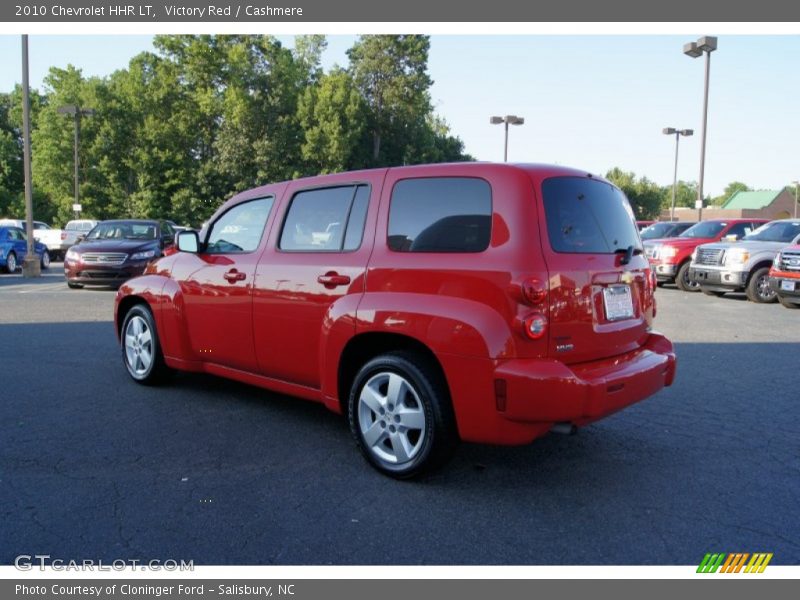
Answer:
[
  {"left": 684, "top": 35, "right": 717, "bottom": 221},
  {"left": 793, "top": 181, "right": 799, "bottom": 219},
  {"left": 57, "top": 104, "right": 94, "bottom": 219},
  {"left": 21, "top": 35, "right": 40, "bottom": 278},
  {"left": 490, "top": 115, "right": 524, "bottom": 162},
  {"left": 663, "top": 127, "right": 693, "bottom": 222}
]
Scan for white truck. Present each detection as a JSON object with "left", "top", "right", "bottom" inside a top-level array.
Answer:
[{"left": 0, "top": 218, "right": 99, "bottom": 260}]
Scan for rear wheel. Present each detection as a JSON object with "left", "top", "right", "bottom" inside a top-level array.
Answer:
[
  {"left": 121, "top": 304, "right": 171, "bottom": 385},
  {"left": 745, "top": 267, "right": 777, "bottom": 303},
  {"left": 675, "top": 261, "right": 700, "bottom": 292},
  {"left": 5, "top": 251, "right": 17, "bottom": 273},
  {"left": 778, "top": 295, "right": 800, "bottom": 309},
  {"left": 348, "top": 352, "right": 458, "bottom": 479},
  {"left": 40, "top": 250, "right": 50, "bottom": 270}
]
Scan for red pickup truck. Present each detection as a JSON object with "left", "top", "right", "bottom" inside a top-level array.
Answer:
[
  {"left": 643, "top": 219, "right": 768, "bottom": 291},
  {"left": 769, "top": 245, "right": 800, "bottom": 308}
]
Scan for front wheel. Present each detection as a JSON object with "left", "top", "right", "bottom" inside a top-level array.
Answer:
[
  {"left": 5, "top": 251, "right": 17, "bottom": 273},
  {"left": 675, "top": 262, "right": 700, "bottom": 292},
  {"left": 121, "top": 304, "right": 171, "bottom": 385},
  {"left": 348, "top": 352, "right": 458, "bottom": 479},
  {"left": 778, "top": 295, "right": 800, "bottom": 309},
  {"left": 745, "top": 267, "right": 777, "bottom": 303},
  {"left": 40, "top": 250, "right": 50, "bottom": 270}
]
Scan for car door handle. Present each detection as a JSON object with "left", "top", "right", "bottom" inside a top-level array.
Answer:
[
  {"left": 223, "top": 269, "right": 246, "bottom": 283},
  {"left": 317, "top": 272, "right": 351, "bottom": 287}
]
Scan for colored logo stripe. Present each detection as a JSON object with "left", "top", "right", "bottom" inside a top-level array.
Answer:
[
  {"left": 697, "top": 552, "right": 772, "bottom": 573},
  {"left": 697, "top": 553, "right": 725, "bottom": 573}
]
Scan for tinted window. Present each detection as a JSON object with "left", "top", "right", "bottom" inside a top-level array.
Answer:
[
  {"left": 542, "top": 177, "right": 640, "bottom": 253},
  {"left": 640, "top": 222, "right": 674, "bottom": 240},
  {"left": 87, "top": 222, "right": 157, "bottom": 240},
  {"left": 280, "top": 185, "right": 369, "bottom": 252},
  {"left": 206, "top": 197, "right": 273, "bottom": 254},
  {"left": 725, "top": 222, "right": 752, "bottom": 240},
  {"left": 388, "top": 178, "right": 491, "bottom": 252}
]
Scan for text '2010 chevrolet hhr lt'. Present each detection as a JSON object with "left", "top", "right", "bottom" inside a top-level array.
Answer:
[{"left": 114, "top": 163, "right": 676, "bottom": 478}]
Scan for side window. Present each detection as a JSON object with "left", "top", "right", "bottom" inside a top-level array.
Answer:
[
  {"left": 11, "top": 228, "right": 25, "bottom": 241},
  {"left": 280, "top": 185, "right": 370, "bottom": 252},
  {"left": 205, "top": 197, "right": 274, "bottom": 254},
  {"left": 726, "top": 223, "right": 749, "bottom": 239},
  {"left": 388, "top": 177, "right": 492, "bottom": 252}
]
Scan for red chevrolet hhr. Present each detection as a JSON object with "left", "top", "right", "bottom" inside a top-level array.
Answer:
[{"left": 114, "top": 163, "right": 676, "bottom": 478}]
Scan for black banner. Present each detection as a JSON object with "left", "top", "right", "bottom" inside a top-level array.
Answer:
[{"left": 3, "top": 0, "right": 800, "bottom": 22}]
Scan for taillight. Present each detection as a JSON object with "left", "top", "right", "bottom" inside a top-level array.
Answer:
[
  {"left": 523, "top": 313, "right": 548, "bottom": 340},
  {"left": 521, "top": 278, "right": 547, "bottom": 305}
]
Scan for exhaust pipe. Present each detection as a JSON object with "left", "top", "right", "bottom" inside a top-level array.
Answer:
[{"left": 551, "top": 422, "right": 577, "bottom": 435}]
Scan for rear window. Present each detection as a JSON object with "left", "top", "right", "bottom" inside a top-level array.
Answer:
[
  {"left": 388, "top": 177, "right": 491, "bottom": 252},
  {"left": 542, "top": 177, "right": 641, "bottom": 254}
]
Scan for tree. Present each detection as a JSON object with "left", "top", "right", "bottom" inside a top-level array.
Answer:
[
  {"left": 605, "top": 167, "right": 665, "bottom": 220},
  {"left": 711, "top": 181, "right": 750, "bottom": 206}
]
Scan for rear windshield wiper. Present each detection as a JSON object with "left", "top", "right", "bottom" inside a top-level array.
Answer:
[{"left": 615, "top": 245, "right": 642, "bottom": 265}]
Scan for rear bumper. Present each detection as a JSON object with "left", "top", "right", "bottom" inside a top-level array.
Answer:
[
  {"left": 494, "top": 333, "right": 676, "bottom": 426},
  {"left": 689, "top": 267, "right": 747, "bottom": 291}
]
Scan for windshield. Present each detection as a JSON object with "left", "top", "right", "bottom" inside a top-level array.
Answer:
[
  {"left": 743, "top": 221, "right": 800, "bottom": 243},
  {"left": 679, "top": 221, "right": 726, "bottom": 239},
  {"left": 86, "top": 222, "right": 157, "bottom": 241},
  {"left": 640, "top": 223, "right": 675, "bottom": 240},
  {"left": 542, "top": 176, "right": 641, "bottom": 254}
]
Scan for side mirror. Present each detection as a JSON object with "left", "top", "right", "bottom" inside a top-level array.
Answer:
[{"left": 176, "top": 230, "right": 200, "bottom": 253}]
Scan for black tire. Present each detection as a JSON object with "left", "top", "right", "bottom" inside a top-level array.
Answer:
[
  {"left": 348, "top": 351, "right": 458, "bottom": 479},
  {"left": 5, "top": 251, "right": 17, "bottom": 273},
  {"left": 778, "top": 295, "right": 800, "bottom": 309},
  {"left": 40, "top": 250, "right": 50, "bottom": 270},
  {"left": 675, "top": 261, "right": 700, "bottom": 292},
  {"left": 745, "top": 267, "right": 777, "bottom": 304},
  {"left": 120, "top": 303, "right": 171, "bottom": 385},
  {"left": 67, "top": 282, "right": 83, "bottom": 289},
  {"left": 701, "top": 288, "right": 726, "bottom": 297}
]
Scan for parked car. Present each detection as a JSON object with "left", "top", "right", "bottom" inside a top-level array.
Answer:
[
  {"left": 643, "top": 219, "right": 768, "bottom": 291},
  {"left": 0, "top": 226, "right": 50, "bottom": 272},
  {"left": 0, "top": 219, "right": 57, "bottom": 252},
  {"left": 64, "top": 219, "right": 176, "bottom": 288},
  {"left": 689, "top": 219, "right": 800, "bottom": 302},
  {"left": 639, "top": 221, "right": 694, "bottom": 241},
  {"left": 114, "top": 163, "right": 676, "bottom": 478},
  {"left": 636, "top": 220, "right": 656, "bottom": 231},
  {"left": 769, "top": 245, "right": 800, "bottom": 309}
]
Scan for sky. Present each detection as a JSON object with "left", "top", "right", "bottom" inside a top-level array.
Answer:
[{"left": 0, "top": 34, "right": 798, "bottom": 197}]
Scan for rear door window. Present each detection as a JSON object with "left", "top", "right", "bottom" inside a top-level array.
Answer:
[
  {"left": 542, "top": 177, "right": 641, "bottom": 254},
  {"left": 388, "top": 177, "right": 492, "bottom": 252}
]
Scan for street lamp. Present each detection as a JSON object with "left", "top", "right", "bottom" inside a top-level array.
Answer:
[
  {"left": 683, "top": 35, "right": 717, "bottom": 221},
  {"left": 20, "top": 35, "right": 40, "bottom": 278},
  {"left": 57, "top": 104, "right": 95, "bottom": 218},
  {"left": 793, "top": 181, "right": 799, "bottom": 219},
  {"left": 663, "top": 127, "right": 694, "bottom": 222},
  {"left": 490, "top": 115, "right": 524, "bottom": 162}
]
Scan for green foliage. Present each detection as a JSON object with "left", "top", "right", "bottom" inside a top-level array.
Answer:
[
  {"left": 2, "top": 34, "right": 472, "bottom": 225},
  {"left": 605, "top": 167, "right": 665, "bottom": 220},
  {"left": 710, "top": 181, "right": 750, "bottom": 206}
]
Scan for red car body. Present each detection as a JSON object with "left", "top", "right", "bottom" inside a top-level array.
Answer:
[
  {"left": 114, "top": 163, "right": 676, "bottom": 472},
  {"left": 643, "top": 219, "right": 768, "bottom": 289},
  {"left": 769, "top": 244, "right": 800, "bottom": 307}
]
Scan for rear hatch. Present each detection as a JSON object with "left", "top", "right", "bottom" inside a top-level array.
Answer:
[{"left": 537, "top": 176, "right": 652, "bottom": 364}]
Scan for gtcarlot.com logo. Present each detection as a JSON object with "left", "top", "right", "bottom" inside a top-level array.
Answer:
[{"left": 697, "top": 552, "right": 773, "bottom": 573}]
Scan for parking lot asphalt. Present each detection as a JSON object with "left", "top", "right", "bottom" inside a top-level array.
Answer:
[{"left": 1, "top": 266, "right": 798, "bottom": 565}]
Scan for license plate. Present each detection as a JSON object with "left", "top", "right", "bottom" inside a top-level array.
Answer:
[
  {"left": 603, "top": 285, "right": 634, "bottom": 321},
  {"left": 781, "top": 280, "right": 795, "bottom": 292}
]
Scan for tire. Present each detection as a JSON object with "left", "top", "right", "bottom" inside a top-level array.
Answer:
[
  {"left": 675, "top": 261, "right": 700, "bottom": 292},
  {"left": 701, "top": 288, "right": 726, "bottom": 297},
  {"left": 778, "top": 295, "right": 800, "bottom": 309},
  {"left": 120, "top": 304, "right": 171, "bottom": 385},
  {"left": 348, "top": 351, "right": 458, "bottom": 479},
  {"left": 5, "top": 251, "right": 17, "bottom": 273},
  {"left": 67, "top": 282, "right": 83, "bottom": 289},
  {"left": 745, "top": 267, "right": 777, "bottom": 304},
  {"left": 40, "top": 250, "right": 50, "bottom": 270}
]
